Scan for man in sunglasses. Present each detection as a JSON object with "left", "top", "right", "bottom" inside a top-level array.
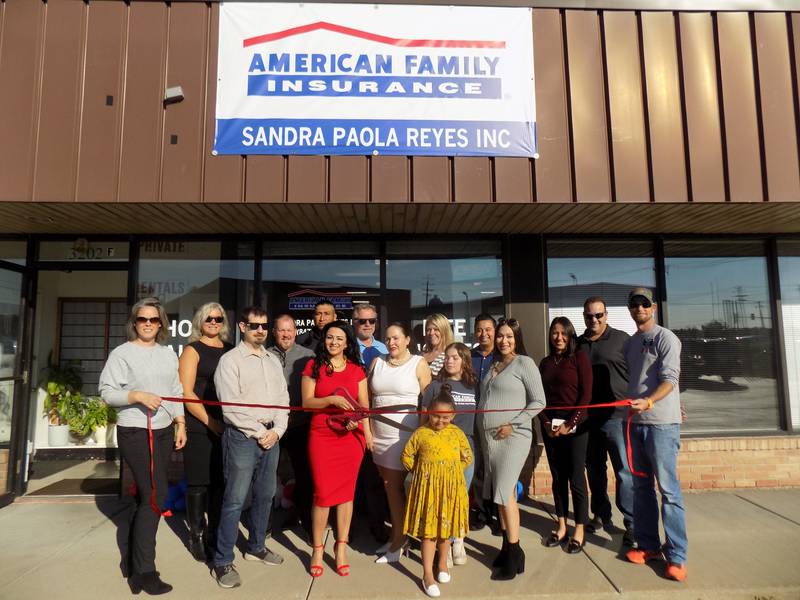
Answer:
[
  {"left": 212, "top": 307, "right": 290, "bottom": 589},
  {"left": 623, "top": 288, "right": 688, "bottom": 582},
  {"left": 351, "top": 303, "right": 391, "bottom": 544},
  {"left": 353, "top": 303, "right": 388, "bottom": 367},
  {"left": 576, "top": 297, "right": 634, "bottom": 547},
  {"left": 297, "top": 299, "right": 337, "bottom": 353},
  {"left": 266, "top": 314, "right": 315, "bottom": 540}
]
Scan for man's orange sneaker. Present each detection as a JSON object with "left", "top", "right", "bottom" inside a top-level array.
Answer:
[
  {"left": 665, "top": 562, "right": 687, "bottom": 582},
  {"left": 625, "top": 548, "right": 663, "bottom": 564}
]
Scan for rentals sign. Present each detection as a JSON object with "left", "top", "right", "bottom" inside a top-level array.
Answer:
[{"left": 214, "top": 3, "right": 536, "bottom": 157}]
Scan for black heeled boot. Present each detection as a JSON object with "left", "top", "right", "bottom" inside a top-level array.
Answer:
[
  {"left": 186, "top": 488, "right": 208, "bottom": 562},
  {"left": 129, "top": 571, "right": 172, "bottom": 595},
  {"left": 491, "top": 531, "right": 509, "bottom": 568},
  {"left": 491, "top": 541, "right": 525, "bottom": 581}
]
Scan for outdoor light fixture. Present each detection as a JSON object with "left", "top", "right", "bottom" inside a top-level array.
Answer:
[{"left": 164, "top": 86, "right": 185, "bottom": 106}]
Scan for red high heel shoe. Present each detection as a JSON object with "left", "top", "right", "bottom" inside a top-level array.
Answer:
[
  {"left": 334, "top": 540, "right": 350, "bottom": 577},
  {"left": 310, "top": 544, "right": 324, "bottom": 578}
]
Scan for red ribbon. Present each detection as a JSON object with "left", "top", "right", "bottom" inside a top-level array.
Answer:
[
  {"left": 147, "top": 411, "right": 173, "bottom": 518},
  {"left": 144, "top": 396, "right": 648, "bottom": 515}
]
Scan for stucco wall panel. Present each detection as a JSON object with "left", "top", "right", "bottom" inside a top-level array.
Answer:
[
  {"left": 329, "top": 156, "right": 368, "bottom": 203},
  {"left": 453, "top": 157, "right": 492, "bottom": 203}
]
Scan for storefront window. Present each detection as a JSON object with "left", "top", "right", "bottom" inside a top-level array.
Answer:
[
  {"left": 263, "top": 242, "right": 381, "bottom": 334},
  {"left": 778, "top": 240, "right": 800, "bottom": 430},
  {"left": 0, "top": 240, "right": 26, "bottom": 266},
  {"left": 386, "top": 241, "right": 503, "bottom": 348},
  {"left": 137, "top": 241, "right": 255, "bottom": 354},
  {"left": 665, "top": 241, "right": 779, "bottom": 433},
  {"left": 39, "top": 239, "right": 129, "bottom": 262},
  {"left": 547, "top": 240, "right": 656, "bottom": 335}
]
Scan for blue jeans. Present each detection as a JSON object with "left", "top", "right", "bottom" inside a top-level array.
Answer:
[
  {"left": 594, "top": 417, "right": 635, "bottom": 529},
  {"left": 629, "top": 423, "right": 688, "bottom": 564},
  {"left": 214, "top": 427, "right": 280, "bottom": 567}
]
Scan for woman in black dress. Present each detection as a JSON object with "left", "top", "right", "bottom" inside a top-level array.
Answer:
[{"left": 178, "top": 302, "right": 233, "bottom": 560}]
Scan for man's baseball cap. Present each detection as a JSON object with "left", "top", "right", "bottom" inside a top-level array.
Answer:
[{"left": 627, "top": 287, "right": 654, "bottom": 304}]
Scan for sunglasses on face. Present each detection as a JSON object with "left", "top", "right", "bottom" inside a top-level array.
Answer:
[
  {"left": 629, "top": 300, "right": 652, "bottom": 309},
  {"left": 135, "top": 316, "right": 161, "bottom": 325},
  {"left": 205, "top": 315, "right": 224, "bottom": 324},
  {"left": 244, "top": 322, "right": 269, "bottom": 331},
  {"left": 583, "top": 312, "right": 606, "bottom": 321},
  {"left": 355, "top": 318, "right": 377, "bottom": 325}
]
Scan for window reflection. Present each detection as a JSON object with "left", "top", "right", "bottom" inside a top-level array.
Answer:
[
  {"left": 262, "top": 259, "right": 380, "bottom": 334},
  {"left": 665, "top": 242, "right": 779, "bottom": 432},
  {"left": 137, "top": 241, "right": 254, "bottom": 354},
  {"left": 0, "top": 269, "right": 22, "bottom": 446},
  {"left": 778, "top": 241, "right": 800, "bottom": 430},
  {"left": 547, "top": 241, "right": 656, "bottom": 336},
  {"left": 386, "top": 256, "right": 503, "bottom": 347}
]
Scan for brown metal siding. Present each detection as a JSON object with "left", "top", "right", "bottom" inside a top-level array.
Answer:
[
  {"left": 0, "top": 0, "right": 44, "bottom": 203},
  {"left": 754, "top": 13, "right": 800, "bottom": 203},
  {"left": 641, "top": 12, "right": 688, "bottom": 203},
  {"left": 0, "top": 1, "right": 798, "bottom": 211},
  {"left": 118, "top": 2, "right": 168, "bottom": 203},
  {"left": 679, "top": 13, "right": 726, "bottom": 203},
  {"left": 717, "top": 12, "right": 763, "bottom": 203},
  {"left": 76, "top": 1, "right": 126, "bottom": 203},
  {"left": 603, "top": 11, "right": 649, "bottom": 203},
  {"left": 565, "top": 10, "right": 611, "bottom": 203}
]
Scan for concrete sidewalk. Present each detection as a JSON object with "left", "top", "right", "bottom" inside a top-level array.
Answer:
[{"left": 0, "top": 490, "right": 798, "bottom": 600}]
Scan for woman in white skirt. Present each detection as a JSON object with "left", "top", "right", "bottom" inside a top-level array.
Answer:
[{"left": 369, "top": 322, "right": 432, "bottom": 563}]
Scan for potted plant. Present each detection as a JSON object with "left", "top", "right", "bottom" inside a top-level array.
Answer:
[
  {"left": 41, "top": 357, "right": 83, "bottom": 447},
  {"left": 92, "top": 399, "right": 118, "bottom": 446}
]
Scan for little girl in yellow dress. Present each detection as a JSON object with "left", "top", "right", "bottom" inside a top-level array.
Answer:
[{"left": 401, "top": 385, "right": 473, "bottom": 598}]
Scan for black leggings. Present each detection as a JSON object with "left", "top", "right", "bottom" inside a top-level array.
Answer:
[
  {"left": 543, "top": 429, "right": 589, "bottom": 525},
  {"left": 118, "top": 425, "right": 172, "bottom": 575}
]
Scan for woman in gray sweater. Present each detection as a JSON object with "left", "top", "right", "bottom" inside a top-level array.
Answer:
[
  {"left": 477, "top": 317, "right": 546, "bottom": 581},
  {"left": 99, "top": 297, "right": 185, "bottom": 596}
]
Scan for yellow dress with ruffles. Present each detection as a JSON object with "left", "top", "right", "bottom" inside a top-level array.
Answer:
[{"left": 401, "top": 424, "right": 473, "bottom": 540}]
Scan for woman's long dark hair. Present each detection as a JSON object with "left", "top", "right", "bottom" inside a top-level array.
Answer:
[
  {"left": 548, "top": 316, "right": 577, "bottom": 357},
  {"left": 495, "top": 317, "right": 528, "bottom": 357},
  {"left": 310, "top": 320, "right": 365, "bottom": 379}
]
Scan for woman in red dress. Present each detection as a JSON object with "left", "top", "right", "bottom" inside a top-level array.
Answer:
[{"left": 302, "top": 320, "right": 372, "bottom": 578}]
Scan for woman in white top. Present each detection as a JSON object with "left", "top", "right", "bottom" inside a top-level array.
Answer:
[
  {"left": 422, "top": 313, "right": 453, "bottom": 377},
  {"left": 369, "top": 322, "right": 432, "bottom": 563}
]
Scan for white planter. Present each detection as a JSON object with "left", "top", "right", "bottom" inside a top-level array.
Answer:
[
  {"left": 93, "top": 424, "right": 117, "bottom": 447},
  {"left": 48, "top": 424, "right": 70, "bottom": 447},
  {"left": 94, "top": 426, "right": 107, "bottom": 445}
]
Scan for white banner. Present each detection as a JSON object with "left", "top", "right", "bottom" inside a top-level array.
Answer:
[{"left": 214, "top": 2, "right": 536, "bottom": 157}]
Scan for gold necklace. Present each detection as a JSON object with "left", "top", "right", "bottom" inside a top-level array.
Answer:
[{"left": 330, "top": 358, "right": 347, "bottom": 370}]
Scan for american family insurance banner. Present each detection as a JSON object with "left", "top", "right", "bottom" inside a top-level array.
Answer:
[{"left": 213, "top": 3, "right": 536, "bottom": 157}]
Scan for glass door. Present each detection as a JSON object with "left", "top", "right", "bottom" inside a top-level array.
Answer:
[{"left": 0, "top": 265, "right": 27, "bottom": 502}]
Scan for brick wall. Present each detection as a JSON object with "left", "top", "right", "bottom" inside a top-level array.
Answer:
[
  {"left": 529, "top": 435, "right": 800, "bottom": 497},
  {"left": 0, "top": 449, "right": 8, "bottom": 493}
]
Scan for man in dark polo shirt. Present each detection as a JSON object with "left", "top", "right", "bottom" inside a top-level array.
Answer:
[{"left": 577, "top": 296, "right": 635, "bottom": 547}]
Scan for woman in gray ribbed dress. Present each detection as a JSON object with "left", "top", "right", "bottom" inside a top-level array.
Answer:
[{"left": 477, "top": 318, "right": 545, "bottom": 580}]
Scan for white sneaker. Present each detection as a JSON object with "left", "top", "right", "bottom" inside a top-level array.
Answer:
[
  {"left": 452, "top": 538, "right": 467, "bottom": 565},
  {"left": 437, "top": 570, "right": 451, "bottom": 584},
  {"left": 422, "top": 580, "right": 441, "bottom": 597}
]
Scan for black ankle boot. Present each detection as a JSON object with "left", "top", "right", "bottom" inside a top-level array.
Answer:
[
  {"left": 186, "top": 488, "right": 208, "bottom": 562},
  {"left": 491, "top": 541, "right": 525, "bottom": 581},
  {"left": 491, "top": 531, "right": 509, "bottom": 568},
  {"left": 129, "top": 571, "right": 172, "bottom": 595}
]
